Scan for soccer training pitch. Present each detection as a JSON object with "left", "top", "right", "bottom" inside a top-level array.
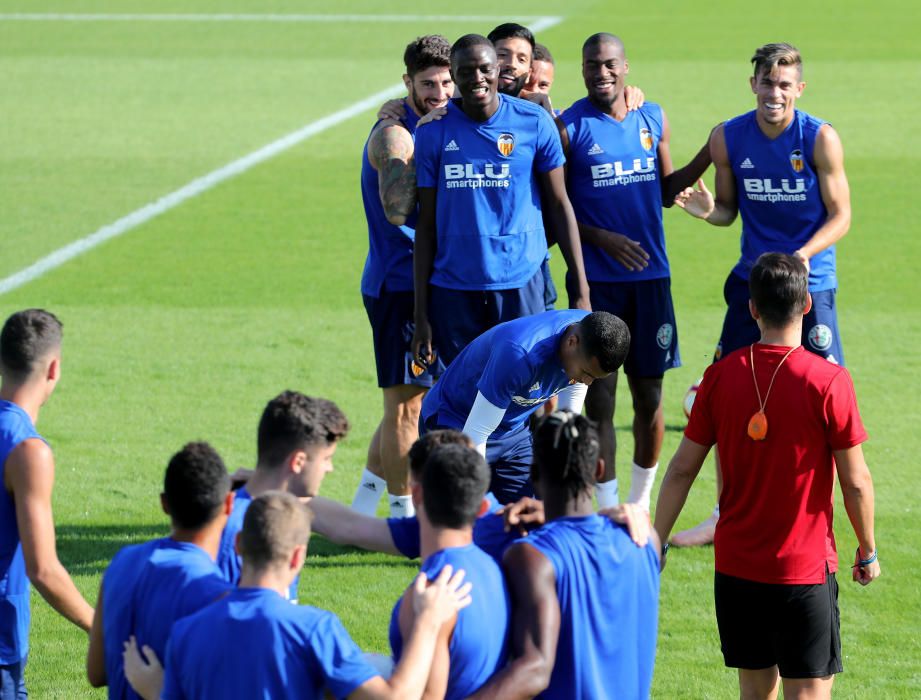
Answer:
[{"left": 1, "top": 0, "right": 918, "bottom": 696}]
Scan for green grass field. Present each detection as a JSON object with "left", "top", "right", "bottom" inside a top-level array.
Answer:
[{"left": 1, "top": 1, "right": 919, "bottom": 696}]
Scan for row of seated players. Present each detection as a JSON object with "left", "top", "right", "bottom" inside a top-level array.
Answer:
[{"left": 88, "top": 391, "right": 659, "bottom": 700}]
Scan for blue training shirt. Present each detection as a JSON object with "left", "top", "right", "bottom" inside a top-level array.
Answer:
[
  {"left": 414, "top": 94, "right": 564, "bottom": 291},
  {"left": 0, "top": 401, "right": 41, "bottom": 664},
  {"left": 421, "top": 310, "right": 588, "bottom": 440},
  {"left": 102, "top": 538, "right": 231, "bottom": 699},
  {"left": 525, "top": 515, "right": 660, "bottom": 700},
  {"left": 561, "top": 99, "right": 670, "bottom": 281},
  {"left": 360, "top": 101, "right": 421, "bottom": 297},
  {"left": 724, "top": 109, "right": 835, "bottom": 292},
  {"left": 389, "top": 544, "right": 509, "bottom": 700},
  {"left": 162, "top": 587, "right": 379, "bottom": 700},
  {"left": 387, "top": 493, "right": 515, "bottom": 562}
]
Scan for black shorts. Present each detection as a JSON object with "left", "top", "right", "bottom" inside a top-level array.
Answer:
[{"left": 714, "top": 570, "right": 842, "bottom": 678}]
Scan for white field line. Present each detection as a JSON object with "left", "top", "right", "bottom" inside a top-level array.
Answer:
[
  {"left": 0, "top": 13, "right": 564, "bottom": 25},
  {"left": 0, "top": 14, "right": 564, "bottom": 296}
]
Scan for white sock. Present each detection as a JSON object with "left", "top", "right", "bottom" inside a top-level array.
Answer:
[
  {"left": 351, "top": 468, "right": 386, "bottom": 515},
  {"left": 389, "top": 494, "right": 415, "bottom": 518},
  {"left": 628, "top": 462, "right": 658, "bottom": 511},
  {"left": 595, "top": 479, "right": 619, "bottom": 509}
]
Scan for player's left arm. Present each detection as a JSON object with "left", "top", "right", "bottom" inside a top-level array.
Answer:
[
  {"left": 835, "top": 443, "right": 880, "bottom": 585},
  {"left": 652, "top": 437, "right": 710, "bottom": 551},
  {"left": 659, "top": 111, "right": 715, "bottom": 205},
  {"left": 466, "top": 543, "right": 560, "bottom": 700},
  {"left": 86, "top": 579, "right": 106, "bottom": 687},
  {"left": 397, "top": 584, "right": 455, "bottom": 700},
  {"left": 538, "top": 167, "right": 591, "bottom": 310},
  {"left": 368, "top": 121, "right": 417, "bottom": 226},
  {"left": 795, "top": 124, "right": 852, "bottom": 266}
]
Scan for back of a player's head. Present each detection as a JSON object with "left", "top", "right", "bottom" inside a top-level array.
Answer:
[
  {"left": 532, "top": 412, "right": 601, "bottom": 501},
  {"left": 408, "top": 429, "right": 473, "bottom": 479},
  {"left": 0, "top": 309, "right": 62, "bottom": 383},
  {"left": 403, "top": 34, "right": 451, "bottom": 77},
  {"left": 163, "top": 442, "right": 230, "bottom": 530},
  {"left": 580, "top": 311, "right": 630, "bottom": 373},
  {"left": 487, "top": 23, "right": 535, "bottom": 49},
  {"left": 451, "top": 34, "right": 494, "bottom": 63},
  {"left": 749, "top": 253, "right": 809, "bottom": 328},
  {"left": 751, "top": 42, "right": 802, "bottom": 78},
  {"left": 582, "top": 32, "right": 624, "bottom": 56},
  {"left": 238, "top": 491, "right": 312, "bottom": 571},
  {"left": 257, "top": 391, "right": 349, "bottom": 467},
  {"left": 421, "top": 445, "right": 489, "bottom": 529},
  {"left": 532, "top": 43, "right": 554, "bottom": 65}
]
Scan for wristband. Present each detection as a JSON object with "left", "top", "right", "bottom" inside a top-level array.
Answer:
[{"left": 854, "top": 547, "right": 877, "bottom": 567}]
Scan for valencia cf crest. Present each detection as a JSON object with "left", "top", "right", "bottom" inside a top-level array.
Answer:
[
  {"left": 497, "top": 133, "right": 515, "bottom": 156},
  {"left": 640, "top": 128, "right": 653, "bottom": 151},
  {"left": 789, "top": 149, "right": 804, "bottom": 172}
]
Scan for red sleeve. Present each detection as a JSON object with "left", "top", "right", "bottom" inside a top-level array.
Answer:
[
  {"left": 684, "top": 366, "right": 717, "bottom": 447},
  {"left": 823, "top": 368, "right": 868, "bottom": 450}
]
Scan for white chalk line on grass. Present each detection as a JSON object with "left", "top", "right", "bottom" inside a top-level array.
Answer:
[
  {"left": 0, "top": 13, "right": 564, "bottom": 296},
  {"left": 0, "top": 13, "right": 564, "bottom": 24}
]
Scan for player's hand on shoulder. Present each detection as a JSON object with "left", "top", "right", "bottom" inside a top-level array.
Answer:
[
  {"left": 377, "top": 98, "right": 405, "bottom": 122},
  {"left": 411, "top": 565, "right": 473, "bottom": 624},
  {"left": 598, "top": 503, "right": 651, "bottom": 547},
  {"left": 122, "top": 636, "right": 164, "bottom": 700},
  {"left": 793, "top": 249, "right": 811, "bottom": 273},
  {"left": 501, "top": 497, "right": 545, "bottom": 535},
  {"left": 417, "top": 106, "right": 447, "bottom": 126},
  {"left": 519, "top": 91, "right": 553, "bottom": 114},
  {"left": 674, "top": 179, "right": 715, "bottom": 219},
  {"left": 624, "top": 85, "right": 645, "bottom": 111}
]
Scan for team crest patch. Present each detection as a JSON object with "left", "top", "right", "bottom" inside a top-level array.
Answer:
[
  {"left": 640, "top": 128, "right": 653, "bottom": 151},
  {"left": 497, "top": 133, "right": 515, "bottom": 156},
  {"left": 656, "top": 323, "right": 673, "bottom": 350},
  {"left": 790, "top": 149, "right": 805, "bottom": 172},
  {"left": 808, "top": 324, "right": 833, "bottom": 351}
]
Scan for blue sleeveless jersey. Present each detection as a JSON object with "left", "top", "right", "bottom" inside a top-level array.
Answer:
[
  {"left": 102, "top": 538, "right": 231, "bottom": 699},
  {"left": 0, "top": 401, "right": 41, "bottom": 663},
  {"left": 527, "top": 515, "right": 660, "bottom": 700},
  {"left": 421, "top": 310, "right": 589, "bottom": 440},
  {"left": 389, "top": 544, "right": 509, "bottom": 700},
  {"left": 360, "top": 101, "right": 420, "bottom": 297},
  {"left": 561, "top": 99, "right": 669, "bottom": 281},
  {"left": 414, "top": 94, "right": 563, "bottom": 290},
  {"left": 724, "top": 109, "right": 835, "bottom": 292}
]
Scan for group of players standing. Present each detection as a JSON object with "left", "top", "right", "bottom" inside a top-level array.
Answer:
[{"left": 0, "top": 21, "right": 879, "bottom": 700}]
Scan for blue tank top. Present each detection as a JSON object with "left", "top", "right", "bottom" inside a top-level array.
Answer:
[
  {"left": 360, "top": 101, "right": 421, "bottom": 297},
  {"left": 414, "top": 95, "right": 563, "bottom": 291},
  {"left": 527, "top": 515, "right": 660, "bottom": 700},
  {"left": 389, "top": 544, "right": 509, "bottom": 700},
  {"left": 0, "top": 401, "right": 41, "bottom": 663},
  {"left": 724, "top": 109, "right": 835, "bottom": 292},
  {"left": 561, "top": 99, "right": 669, "bottom": 281}
]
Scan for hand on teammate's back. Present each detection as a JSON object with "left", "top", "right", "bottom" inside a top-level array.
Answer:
[
  {"left": 598, "top": 503, "right": 651, "bottom": 547},
  {"left": 122, "top": 636, "right": 163, "bottom": 700},
  {"left": 501, "top": 497, "right": 546, "bottom": 535},
  {"left": 410, "top": 565, "right": 473, "bottom": 623}
]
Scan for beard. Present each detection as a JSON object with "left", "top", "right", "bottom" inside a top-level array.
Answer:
[{"left": 498, "top": 72, "right": 528, "bottom": 97}]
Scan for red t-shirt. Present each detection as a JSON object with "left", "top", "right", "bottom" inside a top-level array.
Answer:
[{"left": 685, "top": 344, "right": 867, "bottom": 584}]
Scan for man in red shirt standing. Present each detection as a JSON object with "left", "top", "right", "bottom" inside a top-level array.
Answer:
[{"left": 654, "top": 252, "right": 879, "bottom": 700}]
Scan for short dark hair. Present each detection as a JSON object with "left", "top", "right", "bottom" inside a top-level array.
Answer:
[
  {"left": 532, "top": 43, "right": 554, "bottom": 65},
  {"left": 403, "top": 34, "right": 451, "bottom": 77},
  {"left": 0, "top": 309, "right": 62, "bottom": 382},
  {"left": 580, "top": 311, "right": 630, "bottom": 373},
  {"left": 749, "top": 253, "right": 809, "bottom": 327},
  {"left": 408, "top": 430, "right": 473, "bottom": 478},
  {"left": 451, "top": 34, "right": 494, "bottom": 62},
  {"left": 421, "top": 445, "right": 489, "bottom": 529},
  {"left": 532, "top": 412, "right": 600, "bottom": 501},
  {"left": 257, "top": 391, "right": 349, "bottom": 467},
  {"left": 751, "top": 42, "right": 802, "bottom": 79},
  {"left": 239, "top": 491, "right": 312, "bottom": 571},
  {"left": 582, "top": 32, "right": 624, "bottom": 55},
  {"left": 487, "top": 23, "right": 535, "bottom": 50},
  {"left": 163, "top": 442, "right": 230, "bottom": 530}
]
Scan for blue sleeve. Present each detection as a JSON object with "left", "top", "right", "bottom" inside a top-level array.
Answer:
[
  {"left": 535, "top": 108, "right": 566, "bottom": 173},
  {"left": 414, "top": 122, "right": 439, "bottom": 189},
  {"left": 476, "top": 342, "right": 531, "bottom": 409},
  {"left": 310, "top": 613, "right": 380, "bottom": 699},
  {"left": 387, "top": 516, "right": 422, "bottom": 559}
]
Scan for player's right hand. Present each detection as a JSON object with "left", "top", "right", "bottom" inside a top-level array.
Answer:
[
  {"left": 412, "top": 565, "right": 473, "bottom": 624},
  {"left": 501, "top": 496, "right": 546, "bottom": 535},
  {"left": 601, "top": 231, "right": 649, "bottom": 271},
  {"left": 674, "top": 179, "right": 715, "bottom": 219},
  {"left": 412, "top": 319, "right": 434, "bottom": 368},
  {"left": 598, "top": 503, "right": 651, "bottom": 547},
  {"left": 418, "top": 106, "right": 447, "bottom": 126},
  {"left": 377, "top": 98, "right": 405, "bottom": 122}
]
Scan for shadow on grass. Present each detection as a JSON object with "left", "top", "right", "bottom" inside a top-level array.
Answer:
[{"left": 56, "top": 523, "right": 169, "bottom": 577}]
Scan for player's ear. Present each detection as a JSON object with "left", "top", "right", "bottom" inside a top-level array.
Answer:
[
  {"left": 796, "top": 81, "right": 806, "bottom": 98},
  {"left": 288, "top": 449, "right": 307, "bottom": 475},
  {"left": 623, "top": 59, "right": 629, "bottom": 75},
  {"left": 803, "top": 293, "right": 813, "bottom": 316},
  {"left": 403, "top": 73, "right": 412, "bottom": 92},
  {"left": 222, "top": 490, "right": 235, "bottom": 517},
  {"left": 748, "top": 299, "right": 760, "bottom": 321},
  {"left": 594, "top": 458, "right": 605, "bottom": 483},
  {"left": 750, "top": 75, "right": 757, "bottom": 94},
  {"left": 290, "top": 543, "right": 307, "bottom": 573},
  {"left": 410, "top": 478, "right": 423, "bottom": 508},
  {"left": 160, "top": 493, "right": 170, "bottom": 516},
  {"left": 46, "top": 356, "right": 60, "bottom": 383}
]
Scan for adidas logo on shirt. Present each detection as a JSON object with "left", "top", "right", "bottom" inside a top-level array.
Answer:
[
  {"left": 445, "top": 140, "right": 460, "bottom": 152},
  {"left": 740, "top": 157, "right": 755, "bottom": 169},
  {"left": 587, "top": 143, "right": 604, "bottom": 155}
]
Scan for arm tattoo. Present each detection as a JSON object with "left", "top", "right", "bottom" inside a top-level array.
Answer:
[{"left": 370, "top": 123, "right": 417, "bottom": 223}]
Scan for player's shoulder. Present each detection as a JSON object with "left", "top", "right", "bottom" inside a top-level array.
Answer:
[{"left": 107, "top": 538, "right": 159, "bottom": 577}]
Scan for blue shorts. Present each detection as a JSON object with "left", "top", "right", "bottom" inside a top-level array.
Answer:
[
  {"left": 0, "top": 656, "right": 26, "bottom": 700},
  {"left": 715, "top": 273, "right": 845, "bottom": 365},
  {"left": 570, "top": 276, "right": 680, "bottom": 377},
  {"left": 429, "top": 266, "right": 546, "bottom": 366},
  {"left": 541, "top": 257, "right": 558, "bottom": 311},
  {"left": 362, "top": 289, "right": 444, "bottom": 388},
  {"left": 420, "top": 414, "right": 534, "bottom": 505}
]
